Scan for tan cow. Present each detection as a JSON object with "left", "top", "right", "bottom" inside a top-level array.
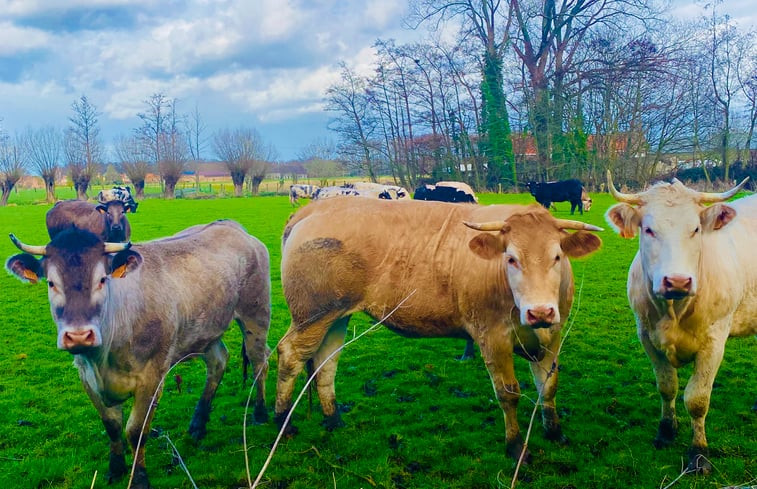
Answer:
[
  {"left": 5, "top": 220, "right": 271, "bottom": 489},
  {"left": 605, "top": 172, "right": 754, "bottom": 474},
  {"left": 436, "top": 181, "right": 478, "bottom": 203},
  {"left": 275, "top": 197, "right": 602, "bottom": 462}
]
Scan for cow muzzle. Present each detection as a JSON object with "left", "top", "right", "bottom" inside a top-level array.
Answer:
[
  {"left": 524, "top": 305, "right": 556, "bottom": 328},
  {"left": 59, "top": 327, "right": 100, "bottom": 352},
  {"left": 659, "top": 274, "right": 693, "bottom": 300}
]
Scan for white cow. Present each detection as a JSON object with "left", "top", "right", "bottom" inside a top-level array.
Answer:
[{"left": 605, "top": 172, "right": 755, "bottom": 474}]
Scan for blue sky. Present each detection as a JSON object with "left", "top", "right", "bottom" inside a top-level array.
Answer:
[{"left": 0, "top": 0, "right": 754, "bottom": 161}]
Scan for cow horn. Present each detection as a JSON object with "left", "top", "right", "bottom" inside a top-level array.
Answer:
[
  {"left": 103, "top": 241, "right": 131, "bottom": 253},
  {"left": 9, "top": 234, "right": 47, "bottom": 256},
  {"left": 554, "top": 219, "right": 603, "bottom": 232},
  {"left": 607, "top": 170, "right": 642, "bottom": 204},
  {"left": 697, "top": 177, "right": 749, "bottom": 203},
  {"left": 463, "top": 220, "right": 505, "bottom": 231}
]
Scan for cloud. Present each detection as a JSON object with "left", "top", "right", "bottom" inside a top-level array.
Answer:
[{"left": 0, "top": 21, "right": 50, "bottom": 56}]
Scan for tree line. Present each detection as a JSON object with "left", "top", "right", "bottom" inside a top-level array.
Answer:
[
  {"left": 325, "top": 0, "right": 757, "bottom": 191},
  {"left": 0, "top": 94, "right": 276, "bottom": 205}
]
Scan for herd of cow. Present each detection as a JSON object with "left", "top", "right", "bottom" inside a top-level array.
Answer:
[{"left": 4, "top": 176, "right": 756, "bottom": 487}]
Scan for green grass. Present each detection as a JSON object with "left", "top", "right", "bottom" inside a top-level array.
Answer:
[{"left": 0, "top": 192, "right": 755, "bottom": 489}]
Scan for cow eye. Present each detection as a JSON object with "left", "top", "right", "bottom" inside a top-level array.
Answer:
[
  {"left": 48, "top": 280, "right": 55, "bottom": 289},
  {"left": 507, "top": 256, "right": 518, "bottom": 268},
  {"left": 555, "top": 254, "right": 561, "bottom": 263},
  {"left": 98, "top": 276, "right": 107, "bottom": 288},
  {"left": 692, "top": 226, "right": 700, "bottom": 236},
  {"left": 644, "top": 227, "right": 655, "bottom": 237}
]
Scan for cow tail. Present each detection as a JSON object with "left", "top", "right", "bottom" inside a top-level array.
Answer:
[
  {"left": 241, "top": 342, "right": 250, "bottom": 387},
  {"left": 306, "top": 358, "right": 315, "bottom": 419}
]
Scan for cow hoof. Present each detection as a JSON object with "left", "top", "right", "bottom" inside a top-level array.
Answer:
[
  {"left": 506, "top": 435, "right": 531, "bottom": 464},
  {"left": 274, "top": 411, "right": 299, "bottom": 436},
  {"left": 544, "top": 426, "right": 567, "bottom": 445},
  {"left": 107, "top": 452, "right": 127, "bottom": 483},
  {"left": 686, "top": 447, "right": 712, "bottom": 475},
  {"left": 130, "top": 466, "right": 152, "bottom": 489},
  {"left": 253, "top": 402, "right": 269, "bottom": 424},
  {"left": 322, "top": 412, "right": 345, "bottom": 431},
  {"left": 653, "top": 418, "right": 678, "bottom": 449}
]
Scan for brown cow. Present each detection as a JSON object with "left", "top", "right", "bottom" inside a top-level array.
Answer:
[
  {"left": 5, "top": 220, "right": 271, "bottom": 489},
  {"left": 605, "top": 172, "right": 755, "bottom": 474},
  {"left": 275, "top": 197, "right": 602, "bottom": 462},
  {"left": 47, "top": 199, "right": 133, "bottom": 242}
]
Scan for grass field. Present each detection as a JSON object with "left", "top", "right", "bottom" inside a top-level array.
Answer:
[{"left": 0, "top": 191, "right": 754, "bottom": 489}]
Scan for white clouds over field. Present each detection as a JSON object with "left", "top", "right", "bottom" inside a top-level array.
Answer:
[
  {"left": 0, "top": 0, "right": 414, "bottom": 158},
  {"left": 0, "top": 0, "right": 753, "bottom": 159}
]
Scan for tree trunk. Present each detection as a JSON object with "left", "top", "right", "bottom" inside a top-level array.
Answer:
[
  {"left": 163, "top": 177, "right": 178, "bottom": 199},
  {"left": 133, "top": 180, "right": 145, "bottom": 199},
  {"left": 251, "top": 176, "right": 264, "bottom": 195},
  {"left": 231, "top": 171, "right": 246, "bottom": 197},
  {"left": 45, "top": 178, "right": 56, "bottom": 203},
  {"left": 0, "top": 185, "right": 11, "bottom": 206}
]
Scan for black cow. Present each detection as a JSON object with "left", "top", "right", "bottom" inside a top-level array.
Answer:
[
  {"left": 527, "top": 179, "right": 586, "bottom": 215},
  {"left": 413, "top": 184, "right": 476, "bottom": 203}
]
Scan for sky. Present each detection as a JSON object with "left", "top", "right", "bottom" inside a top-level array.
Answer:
[{"left": 0, "top": 0, "right": 755, "bottom": 162}]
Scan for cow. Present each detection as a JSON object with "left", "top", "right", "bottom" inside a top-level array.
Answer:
[
  {"left": 46, "top": 199, "right": 134, "bottom": 243},
  {"left": 289, "top": 184, "right": 321, "bottom": 206},
  {"left": 605, "top": 172, "right": 754, "bottom": 474},
  {"left": 413, "top": 183, "right": 477, "bottom": 204},
  {"left": 343, "top": 182, "right": 411, "bottom": 200},
  {"left": 98, "top": 186, "right": 139, "bottom": 213},
  {"left": 580, "top": 188, "right": 592, "bottom": 212},
  {"left": 436, "top": 181, "right": 479, "bottom": 203},
  {"left": 274, "top": 198, "right": 602, "bottom": 463},
  {"left": 527, "top": 179, "right": 588, "bottom": 215},
  {"left": 5, "top": 220, "right": 271, "bottom": 489}
]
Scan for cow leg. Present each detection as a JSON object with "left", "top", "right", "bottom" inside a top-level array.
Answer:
[
  {"left": 528, "top": 331, "right": 565, "bottom": 443},
  {"left": 275, "top": 312, "right": 346, "bottom": 433},
  {"left": 459, "top": 338, "right": 476, "bottom": 360},
  {"left": 312, "top": 315, "right": 350, "bottom": 430},
  {"left": 78, "top": 373, "right": 127, "bottom": 482},
  {"left": 125, "top": 378, "right": 164, "bottom": 489},
  {"left": 639, "top": 328, "right": 679, "bottom": 448},
  {"left": 478, "top": 331, "right": 529, "bottom": 463},
  {"left": 189, "top": 339, "right": 229, "bottom": 440},
  {"left": 237, "top": 317, "right": 271, "bottom": 423},
  {"left": 683, "top": 332, "right": 727, "bottom": 475}
]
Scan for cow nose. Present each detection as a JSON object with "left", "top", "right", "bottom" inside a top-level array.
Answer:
[
  {"left": 62, "top": 329, "right": 96, "bottom": 349},
  {"left": 662, "top": 275, "right": 692, "bottom": 298},
  {"left": 526, "top": 306, "right": 555, "bottom": 326}
]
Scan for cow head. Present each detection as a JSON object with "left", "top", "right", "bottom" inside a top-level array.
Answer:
[
  {"left": 6, "top": 230, "right": 138, "bottom": 354},
  {"left": 96, "top": 200, "right": 131, "bottom": 242},
  {"left": 464, "top": 208, "right": 602, "bottom": 328},
  {"left": 605, "top": 171, "right": 747, "bottom": 300}
]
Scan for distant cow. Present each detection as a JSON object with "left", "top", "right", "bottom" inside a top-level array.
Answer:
[
  {"left": 5, "top": 220, "right": 271, "bottom": 489},
  {"left": 527, "top": 179, "right": 587, "bottom": 214},
  {"left": 289, "top": 184, "right": 321, "bottom": 206},
  {"left": 313, "top": 184, "right": 408, "bottom": 201},
  {"left": 606, "top": 173, "right": 754, "bottom": 474},
  {"left": 437, "top": 181, "right": 478, "bottom": 203},
  {"left": 46, "top": 199, "right": 133, "bottom": 242},
  {"left": 344, "top": 182, "right": 411, "bottom": 200},
  {"left": 414, "top": 183, "right": 477, "bottom": 203},
  {"left": 97, "top": 186, "right": 138, "bottom": 213},
  {"left": 275, "top": 198, "right": 602, "bottom": 463}
]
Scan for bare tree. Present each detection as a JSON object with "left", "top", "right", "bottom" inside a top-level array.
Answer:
[
  {"left": 185, "top": 101, "right": 208, "bottom": 161},
  {"left": 114, "top": 134, "right": 151, "bottom": 198},
  {"left": 326, "top": 62, "right": 380, "bottom": 181},
  {"left": 705, "top": 7, "right": 741, "bottom": 180},
  {"left": 67, "top": 95, "right": 103, "bottom": 200},
  {"left": 24, "top": 126, "right": 62, "bottom": 203},
  {"left": 249, "top": 142, "right": 277, "bottom": 195},
  {"left": 0, "top": 132, "right": 26, "bottom": 206},
  {"left": 297, "top": 137, "right": 338, "bottom": 161},
  {"left": 213, "top": 127, "right": 265, "bottom": 197},
  {"left": 158, "top": 99, "right": 188, "bottom": 199}
]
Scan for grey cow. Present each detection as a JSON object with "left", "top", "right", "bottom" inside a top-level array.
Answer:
[{"left": 5, "top": 220, "right": 271, "bottom": 489}]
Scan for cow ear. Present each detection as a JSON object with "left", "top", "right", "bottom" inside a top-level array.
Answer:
[
  {"left": 700, "top": 203, "right": 736, "bottom": 231},
  {"left": 109, "top": 249, "right": 143, "bottom": 279},
  {"left": 561, "top": 231, "right": 602, "bottom": 258},
  {"left": 605, "top": 203, "right": 640, "bottom": 238},
  {"left": 96, "top": 204, "right": 107, "bottom": 214},
  {"left": 5, "top": 254, "right": 45, "bottom": 284},
  {"left": 469, "top": 233, "right": 507, "bottom": 260}
]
